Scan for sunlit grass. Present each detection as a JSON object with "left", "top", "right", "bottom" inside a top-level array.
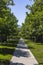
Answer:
[
  {"left": 25, "top": 40, "right": 43, "bottom": 65},
  {"left": 0, "top": 42, "right": 17, "bottom": 65}
]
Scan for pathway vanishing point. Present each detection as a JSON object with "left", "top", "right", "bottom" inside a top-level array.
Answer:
[{"left": 9, "top": 38, "right": 38, "bottom": 65}]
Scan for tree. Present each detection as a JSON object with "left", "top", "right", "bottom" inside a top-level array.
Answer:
[
  {"left": 22, "top": 0, "right": 43, "bottom": 42},
  {"left": 0, "top": 0, "right": 19, "bottom": 42}
]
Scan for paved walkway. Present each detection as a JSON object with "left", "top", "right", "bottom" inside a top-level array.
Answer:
[{"left": 9, "top": 38, "right": 38, "bottom": 65}]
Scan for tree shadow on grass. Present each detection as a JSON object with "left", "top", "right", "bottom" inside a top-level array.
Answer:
[
  {"left": 28, "top": 46, "right": 34, "bottom": 49},
  {"left": 0, "top": 41, "right": 18, "bottom": 65},
  {"left": 0, "top": 48, "right": 15, "bottom": 55},
  {"left": 0, "top": 59, "right": 10, "bottom": 65},
  {"left": 0, "top": 41, "right": 17, "bottom": 55},
  {"left": 0, "top": 43, "right": 17, "bottom": 65},
  {"left": 39, "top": 62, "right": 43, "bottom": 65},
  {"left": 0, "top": 46, "right": 15, "bottom": 65},
  {"left": 0, "top": 42, "right": 17, "bottom": 47}
]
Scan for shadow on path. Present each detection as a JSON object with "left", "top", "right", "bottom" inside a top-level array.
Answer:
[
  {"left": 34, "top": 64, "right": 39, "bottom": 65},
  {"left": 17, "top": 40, "right": 28, "bottom": 49},
  {"left": 13, "top": 49, "right": 30, "bottom": 57},
  {"left": 13, "top": 40, "right": 30, "bottom": 57},
  {"left": 10, "top": 62, "right": 24, "bottom": 65}
]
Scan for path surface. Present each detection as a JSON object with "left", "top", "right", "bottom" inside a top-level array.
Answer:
[{"left": 9, "top": 38, "right": 38, "bottom": 65}]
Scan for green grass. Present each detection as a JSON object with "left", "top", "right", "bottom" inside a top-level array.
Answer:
[
  {"left": 25, "top": 40, "right": 43, "bottom": 65},
  {"left": 0, "top": 42, "right": 17, "bottom": 65}
]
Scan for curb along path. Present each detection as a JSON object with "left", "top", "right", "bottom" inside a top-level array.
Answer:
[{"left": 9, "top": 38, "right": 38, "bottom": 65}]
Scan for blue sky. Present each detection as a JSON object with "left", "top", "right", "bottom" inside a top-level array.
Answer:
[{"left": 9, "top": 0, "right": 34, "bottom": 26}]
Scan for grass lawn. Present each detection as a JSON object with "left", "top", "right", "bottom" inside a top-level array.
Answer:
[
  {"left": 0, "top": 42, "right": 17, "bottom": 65},
  {"left": 25, "top": 40, "right": 43, "bottom": 65}
]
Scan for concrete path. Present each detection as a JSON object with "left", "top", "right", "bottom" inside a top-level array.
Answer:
[{"left": 9, "top": 38, "right": 38, "bottom": 65}]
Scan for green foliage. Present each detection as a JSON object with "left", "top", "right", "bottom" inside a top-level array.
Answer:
[
  {"left": 0, "top": 0, "right": 19, "bottom": 42},
  {"left": 22, "top": 0, "right": 43, "bottom": 42}
]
